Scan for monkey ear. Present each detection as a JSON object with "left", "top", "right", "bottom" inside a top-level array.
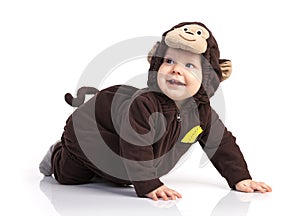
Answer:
[
  {"left": 219, "top": 59, "right": 232, "bottom": 81},
  {"left": 147, "top": 41, "right": 160, "bottom": 63}
]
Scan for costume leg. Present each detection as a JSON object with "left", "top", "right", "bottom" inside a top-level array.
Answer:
[
  {"left": 39, "top": 142, "right": 57, "bottom": 176},
  {"left": 51, "top": 141, "right": 95, "bottom": 184}
]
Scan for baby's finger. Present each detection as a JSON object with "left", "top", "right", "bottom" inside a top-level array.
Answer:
[
  {"left": 165, "top": 190, "right": 176, "bottom": 200},
  {"left": 221, "top": 68, "right": 231, "bottom": 73},
  {"left": 158, "top": 191, "right": 169, "bottom": 201},
  {"left": 149, "top": 193, "right": 159, "bottom": 201},
  {"left": 166, "top": 189, "right": 182, "bottom": 200},
  {"left": 237, "top": 183, "right": 254, "bottom": 192},
  {"left": 173, "top": 190, "right": 182, "bottom": 199},
  {"left": 220, "top": 65, "right": 231, "bottom": 69},
  {"left": 220, "top": 61, "right": 231, "bottom": 66},
  {"left": 257, "top": 182, "right": 272, "bottom": 192},
  {"left": 254, "top": 185, "right": 265, "bottom": 193},
  {"left": 250, "top": 182, "right": 267, "bottom": 193}
]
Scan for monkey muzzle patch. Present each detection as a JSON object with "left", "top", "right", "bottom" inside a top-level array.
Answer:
[
  {"left": 165, "top": 24, "right": 210, "bottom": 54},
  {"left": 179, "top": 34, "right": 196, "bottom": 42}
]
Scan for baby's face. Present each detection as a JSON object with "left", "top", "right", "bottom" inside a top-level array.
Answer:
[{"left": 157, "top": 47, "right": 202, "bottom": 102}]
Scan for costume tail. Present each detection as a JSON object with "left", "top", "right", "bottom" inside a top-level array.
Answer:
[{"left": 64, "top": 87, "right": 99, "bottom": 107}]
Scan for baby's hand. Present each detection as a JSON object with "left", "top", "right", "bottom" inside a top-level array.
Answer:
[
  {"left": 235, "top": 179, "right": 272, "bottom": 193},
  {"left": 146, "top": 185, "right": 182, "bottom": 201}
]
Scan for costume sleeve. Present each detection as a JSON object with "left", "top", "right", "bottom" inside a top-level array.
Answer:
[
  {"left": 198, "top": 106, "right": 252, "bottom": 188},
  {"left": 118, "top": 94, "right": 164, "bottom": 197}
]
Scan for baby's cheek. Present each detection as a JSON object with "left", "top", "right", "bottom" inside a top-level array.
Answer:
[{"left": 188, "top": 69, "right": 202, "bottom": 82}]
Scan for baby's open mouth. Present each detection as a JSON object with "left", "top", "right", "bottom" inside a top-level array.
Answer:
[{"left": 167, "top": 79, "right": 186, "bottom": 86}]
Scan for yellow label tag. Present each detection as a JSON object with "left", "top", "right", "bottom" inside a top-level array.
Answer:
[{"left": 181, "top": 125, "right": 203, "bottom": 144}]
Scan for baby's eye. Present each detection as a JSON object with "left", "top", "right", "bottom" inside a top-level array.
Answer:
[
  {"left": 165, "top": 58, "right": 174, "bottom": 64},
  {"left": 185, "top": 63, "right": 195, "bottom": 69}
]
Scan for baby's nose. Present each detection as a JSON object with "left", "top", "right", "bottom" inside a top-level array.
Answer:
[{"left": 172, "top": 64, "right": 183, "bottom": 75}]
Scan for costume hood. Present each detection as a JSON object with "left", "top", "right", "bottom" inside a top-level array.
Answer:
[{"left": 147, "top": 22, "right": 222, "bottom": 102}]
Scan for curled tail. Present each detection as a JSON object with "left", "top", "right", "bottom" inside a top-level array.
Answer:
[{"left": 64, "top": 87, "right": 99, "bottom": 107}]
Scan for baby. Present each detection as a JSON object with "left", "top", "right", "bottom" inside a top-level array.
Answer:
[{"left": 39, "top": 21, "right": 272, "bottom": 201}]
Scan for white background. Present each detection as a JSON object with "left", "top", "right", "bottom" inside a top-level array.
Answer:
[{"left": 1, "top": 0, "right": 299, "bottom": 215}]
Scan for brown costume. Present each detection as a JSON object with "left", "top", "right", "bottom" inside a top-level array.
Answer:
[{"left": 49, "top": 22, "right": 251, "bottom": 197}]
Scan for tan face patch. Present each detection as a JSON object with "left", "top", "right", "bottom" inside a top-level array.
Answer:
[{"left": 165, "top": 24, "right": 210, "bottom": 54}]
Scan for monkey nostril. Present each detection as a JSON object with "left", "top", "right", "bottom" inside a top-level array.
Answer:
[
  {"left": 183, "top": 28, "right": 194, "bottom": 35},
  {"left": 185, "top": 31, "right": 194, "bottom": 35}
]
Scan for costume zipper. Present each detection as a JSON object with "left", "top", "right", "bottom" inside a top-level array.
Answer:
[{"left": 177, "top": 112, "right": 181, "bottom": 122}]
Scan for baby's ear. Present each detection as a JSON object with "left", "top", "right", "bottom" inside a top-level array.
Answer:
[
  {"left": 147, "top": 41, "right": 160, "bottom": 63},
  {"left": 219, "top": 59, "right": 232, "bottom": 81}
]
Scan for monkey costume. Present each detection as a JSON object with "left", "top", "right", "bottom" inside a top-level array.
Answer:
[{"left": 39, "top": 22, "right": 251, "bottom": 197}]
